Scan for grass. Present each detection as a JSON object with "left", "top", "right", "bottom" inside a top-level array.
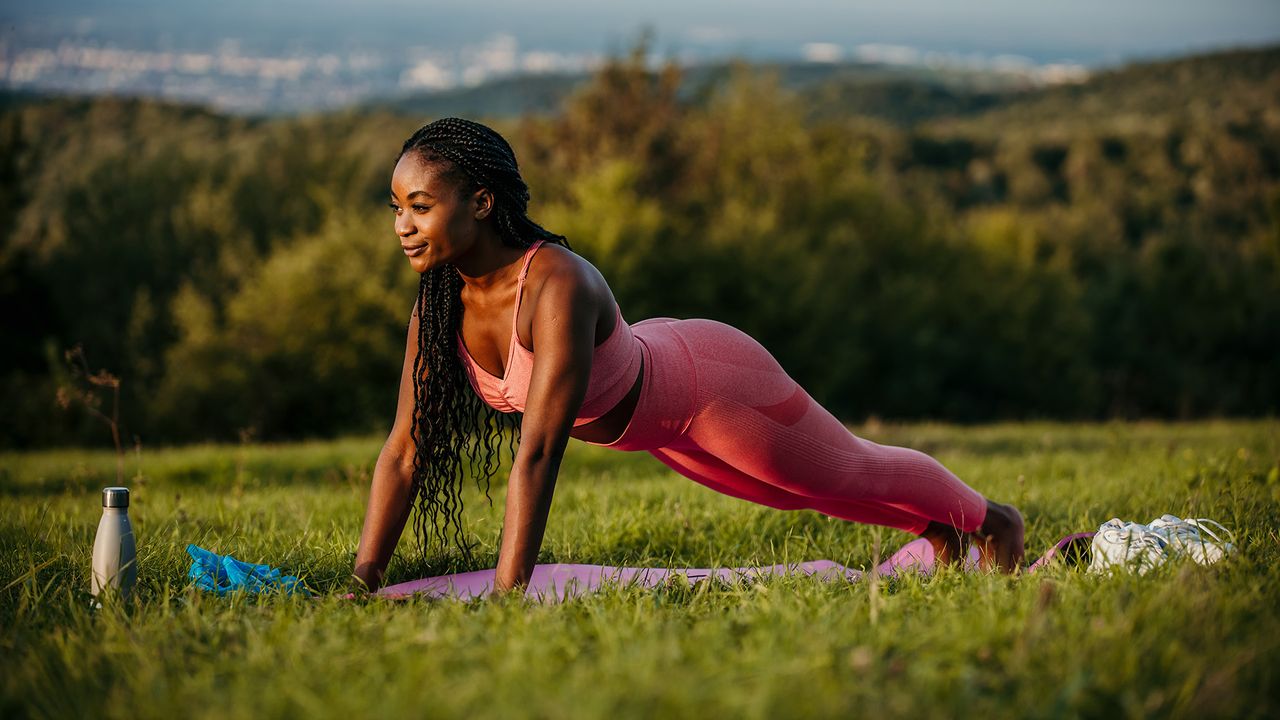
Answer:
[{"left": 2, "top": 420, "right": 1278, "bottom": 718}]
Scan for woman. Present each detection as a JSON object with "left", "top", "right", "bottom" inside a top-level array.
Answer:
[{"left": 353, "top": 117, "right": 1025, "bottom": 593}]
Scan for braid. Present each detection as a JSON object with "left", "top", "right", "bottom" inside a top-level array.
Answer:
[{"left": 399, "top": 117, "right": 570, "bottom": 564}]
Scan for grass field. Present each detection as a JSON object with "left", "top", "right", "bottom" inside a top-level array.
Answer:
[{"left": 2, "top": 420, "right": 1278, "bottom": 718}]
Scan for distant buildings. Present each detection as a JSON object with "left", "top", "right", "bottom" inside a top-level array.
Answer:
[{"left": 0, "top": 32, "right": 1086, "bottom": 115}]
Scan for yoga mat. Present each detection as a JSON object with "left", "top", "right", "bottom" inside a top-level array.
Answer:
[
  {"left": 374, "top": 533, "right": 1097, "bottom": 602},
  {"left": 375, "top": 536, "right": 995, "bottom": 602}
]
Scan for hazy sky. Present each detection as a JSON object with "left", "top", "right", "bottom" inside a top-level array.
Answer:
[{"left": 5, "top": 0, "right": 1279, "bottom": 65}]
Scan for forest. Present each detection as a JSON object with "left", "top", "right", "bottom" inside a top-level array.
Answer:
[{"left": 1, "top": 44, "right": 1277, "bottom": 447}]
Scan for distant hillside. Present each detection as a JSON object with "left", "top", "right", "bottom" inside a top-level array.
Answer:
[
  {"left": 374, "top": 59, "right": 1043, "bottom": 125},
  {"left": 927, "top": 44, "right": 1280, "bottom": 136},
  {"left": 374, "top": 44, "right": 1279, "bottom": 131},
  {"left": 2, "top": 42, "right": 1277, "bottom": 445},
  {"left": 0, "top": 89, "right": 69, "bottom": 112},
  {"left": 365, "top": 72, "right": 588, "bottom": 120}
]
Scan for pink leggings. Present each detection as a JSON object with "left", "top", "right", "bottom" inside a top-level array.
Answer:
[{"left": 584, "top": 318, "right": 988, "bottom": 535}]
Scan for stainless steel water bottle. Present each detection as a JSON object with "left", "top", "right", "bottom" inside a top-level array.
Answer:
[{"left": 91, "top": 486, "right": 137, "bottom": 604}]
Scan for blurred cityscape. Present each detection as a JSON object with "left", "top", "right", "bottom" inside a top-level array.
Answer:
[
  {"left": 5, "top": 0, "right": 1275, "bottom": 114},
  {"left": 0, "top": 30, "right": 1096, "bottom": 114}
]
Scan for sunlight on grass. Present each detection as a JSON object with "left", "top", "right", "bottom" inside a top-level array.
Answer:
[{"left": 2, "top": 421, "right": 1277, "bottom": 718}]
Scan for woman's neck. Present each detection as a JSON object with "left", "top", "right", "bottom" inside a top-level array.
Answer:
[{"left": 454, "top": 231, "right": 528, "bottom": 294}]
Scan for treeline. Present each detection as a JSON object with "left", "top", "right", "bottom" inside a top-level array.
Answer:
[{"left": 2, "top": 44, "right": 1277, "bottom": 447}]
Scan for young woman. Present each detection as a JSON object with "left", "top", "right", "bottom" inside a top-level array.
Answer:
[{"left": 353, "top": 117, "right": 1025, "bottom": 593}]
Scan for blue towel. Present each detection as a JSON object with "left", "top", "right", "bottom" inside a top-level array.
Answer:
[{"left": 186, "top": 544, "right": 310, "bottom": 596}]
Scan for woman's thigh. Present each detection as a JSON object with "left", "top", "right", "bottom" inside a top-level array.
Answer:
[{"left": 663, "top": 319, "right": 987, "bottom": 532}]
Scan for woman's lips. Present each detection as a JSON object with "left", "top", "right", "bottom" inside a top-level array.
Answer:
[{"left": 403, "top": 244, "right": 427, "bottom": 257}]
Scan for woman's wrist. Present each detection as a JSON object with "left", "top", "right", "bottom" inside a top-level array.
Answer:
[{"left": 352, "top": 559, "right": 385, "bottom": 593}]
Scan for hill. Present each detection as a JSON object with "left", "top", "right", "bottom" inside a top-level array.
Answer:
[
  {"left": 376, "top": 44, "right": 1279, "bottom": 132},
  {"left": 376, "top": 58, "right": 1045, "bottom": 125},
  {"left": 928, "top": 44, "right": 1280, "bottom": 135},
  {"left": 1, "top": 44, "right": 1276, "bottom": 446}
]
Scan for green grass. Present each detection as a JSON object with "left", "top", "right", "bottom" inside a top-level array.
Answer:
[{"left": 2, "top": 420, "right": 1278, "bottom": 718}]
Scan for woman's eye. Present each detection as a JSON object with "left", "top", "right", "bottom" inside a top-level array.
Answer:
[
  {"left": 388, "top": 203, "right": 401, "bottom": 213},
  {"left": 412, "top": 204, "right": 430, "bottom": 212}
]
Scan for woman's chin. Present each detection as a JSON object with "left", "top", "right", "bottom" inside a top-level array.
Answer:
[{"left": 407, "top": 254, "right": 434, "bottom": 273}]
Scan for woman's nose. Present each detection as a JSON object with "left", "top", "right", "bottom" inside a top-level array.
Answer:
[{"left": 395, "top": 214, "right": 415, "bottom": 237}]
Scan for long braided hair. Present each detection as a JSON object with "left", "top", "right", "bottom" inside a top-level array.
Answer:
[{"left": 399, "top": 117, "right": 570, "bottom": 563}]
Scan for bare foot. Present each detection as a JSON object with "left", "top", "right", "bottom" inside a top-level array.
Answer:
[{"left": 972, "top": 500, "right": 1025, "bottom": 573}]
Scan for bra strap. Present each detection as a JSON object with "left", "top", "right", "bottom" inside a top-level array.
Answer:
[
  {"left": 511, "top": 240, "right": 546, "bottom": 338},
  {"left": 516, "top": 240, "right": 545, "bottom": 284}
]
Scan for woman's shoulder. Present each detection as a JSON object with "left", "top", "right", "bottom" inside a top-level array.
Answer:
[{"left": 525, "top": 241, "right": 615, "bottom": 311}]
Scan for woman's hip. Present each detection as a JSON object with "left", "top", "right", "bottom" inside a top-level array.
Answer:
[{"left": 584, "top": 317, "right": 792, "bottom": 452}]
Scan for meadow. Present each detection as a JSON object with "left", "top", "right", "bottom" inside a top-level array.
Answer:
[{"left": 2, "top": 420, "right": 1278, "bottom": 718}]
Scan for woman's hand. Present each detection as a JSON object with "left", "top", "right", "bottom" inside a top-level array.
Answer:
[{"left": 352, "top": 445, "right": 415, "bottom": 591}]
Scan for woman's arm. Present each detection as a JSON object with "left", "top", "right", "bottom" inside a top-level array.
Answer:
[
  {"left": 493, "top": 263, "right": 599, "bottom": 592},
  {"left": 352, "top": 305, "right": 421, "bottom": 591}
]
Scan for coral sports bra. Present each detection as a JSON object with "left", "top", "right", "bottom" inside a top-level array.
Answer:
[{"left": 456, "top": 240, "right": 643, "bottom": 426}]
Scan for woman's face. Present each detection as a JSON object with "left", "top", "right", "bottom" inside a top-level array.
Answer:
[{"left": 389, "top": 152, "right": 490, "bottom": 274}]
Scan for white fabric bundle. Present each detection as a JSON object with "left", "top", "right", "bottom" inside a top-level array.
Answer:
[{"left": 1088, "top": 514, "right": 1236, "bottom": 575}]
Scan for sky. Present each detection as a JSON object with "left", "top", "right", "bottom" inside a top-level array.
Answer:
[{"left": 5, "top": 0, "right": 1279, "bottom": 66}]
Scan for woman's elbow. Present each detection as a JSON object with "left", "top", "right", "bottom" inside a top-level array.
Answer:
[{"left": 375, "top": 441, "right": 416, "bottom": 483}]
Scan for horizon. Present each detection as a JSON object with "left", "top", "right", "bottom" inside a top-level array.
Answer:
[{"left": 3, "top": 1, "right": 1278, "bottom": 113}]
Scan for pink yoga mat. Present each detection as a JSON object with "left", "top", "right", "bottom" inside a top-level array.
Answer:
[
  {"left": 375, "top": 536, "right": 997, "bottom": 602},
  {"left": 373, "top": 533, "right": 1096, "bottom": 602}
]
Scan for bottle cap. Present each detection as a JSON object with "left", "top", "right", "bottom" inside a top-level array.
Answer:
[{"left": 102, "top": 487, "right": 130, "bottom": 508}]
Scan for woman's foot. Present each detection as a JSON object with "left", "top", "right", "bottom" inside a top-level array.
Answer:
[
  {"left": 921, "top": 521, "right": 970, "bottom": 566},
  {"left": 973, "top": 500, "right": 1025, "bottom": 573}
]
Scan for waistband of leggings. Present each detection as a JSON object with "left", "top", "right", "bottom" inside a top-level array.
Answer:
[{"left": 583, "top": 319, "right": 696, "bottom": 452}]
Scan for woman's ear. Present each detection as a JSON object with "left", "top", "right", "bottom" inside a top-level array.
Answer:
[{"left": 473, "top": 187, "right": 495, "bottom": 220}]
